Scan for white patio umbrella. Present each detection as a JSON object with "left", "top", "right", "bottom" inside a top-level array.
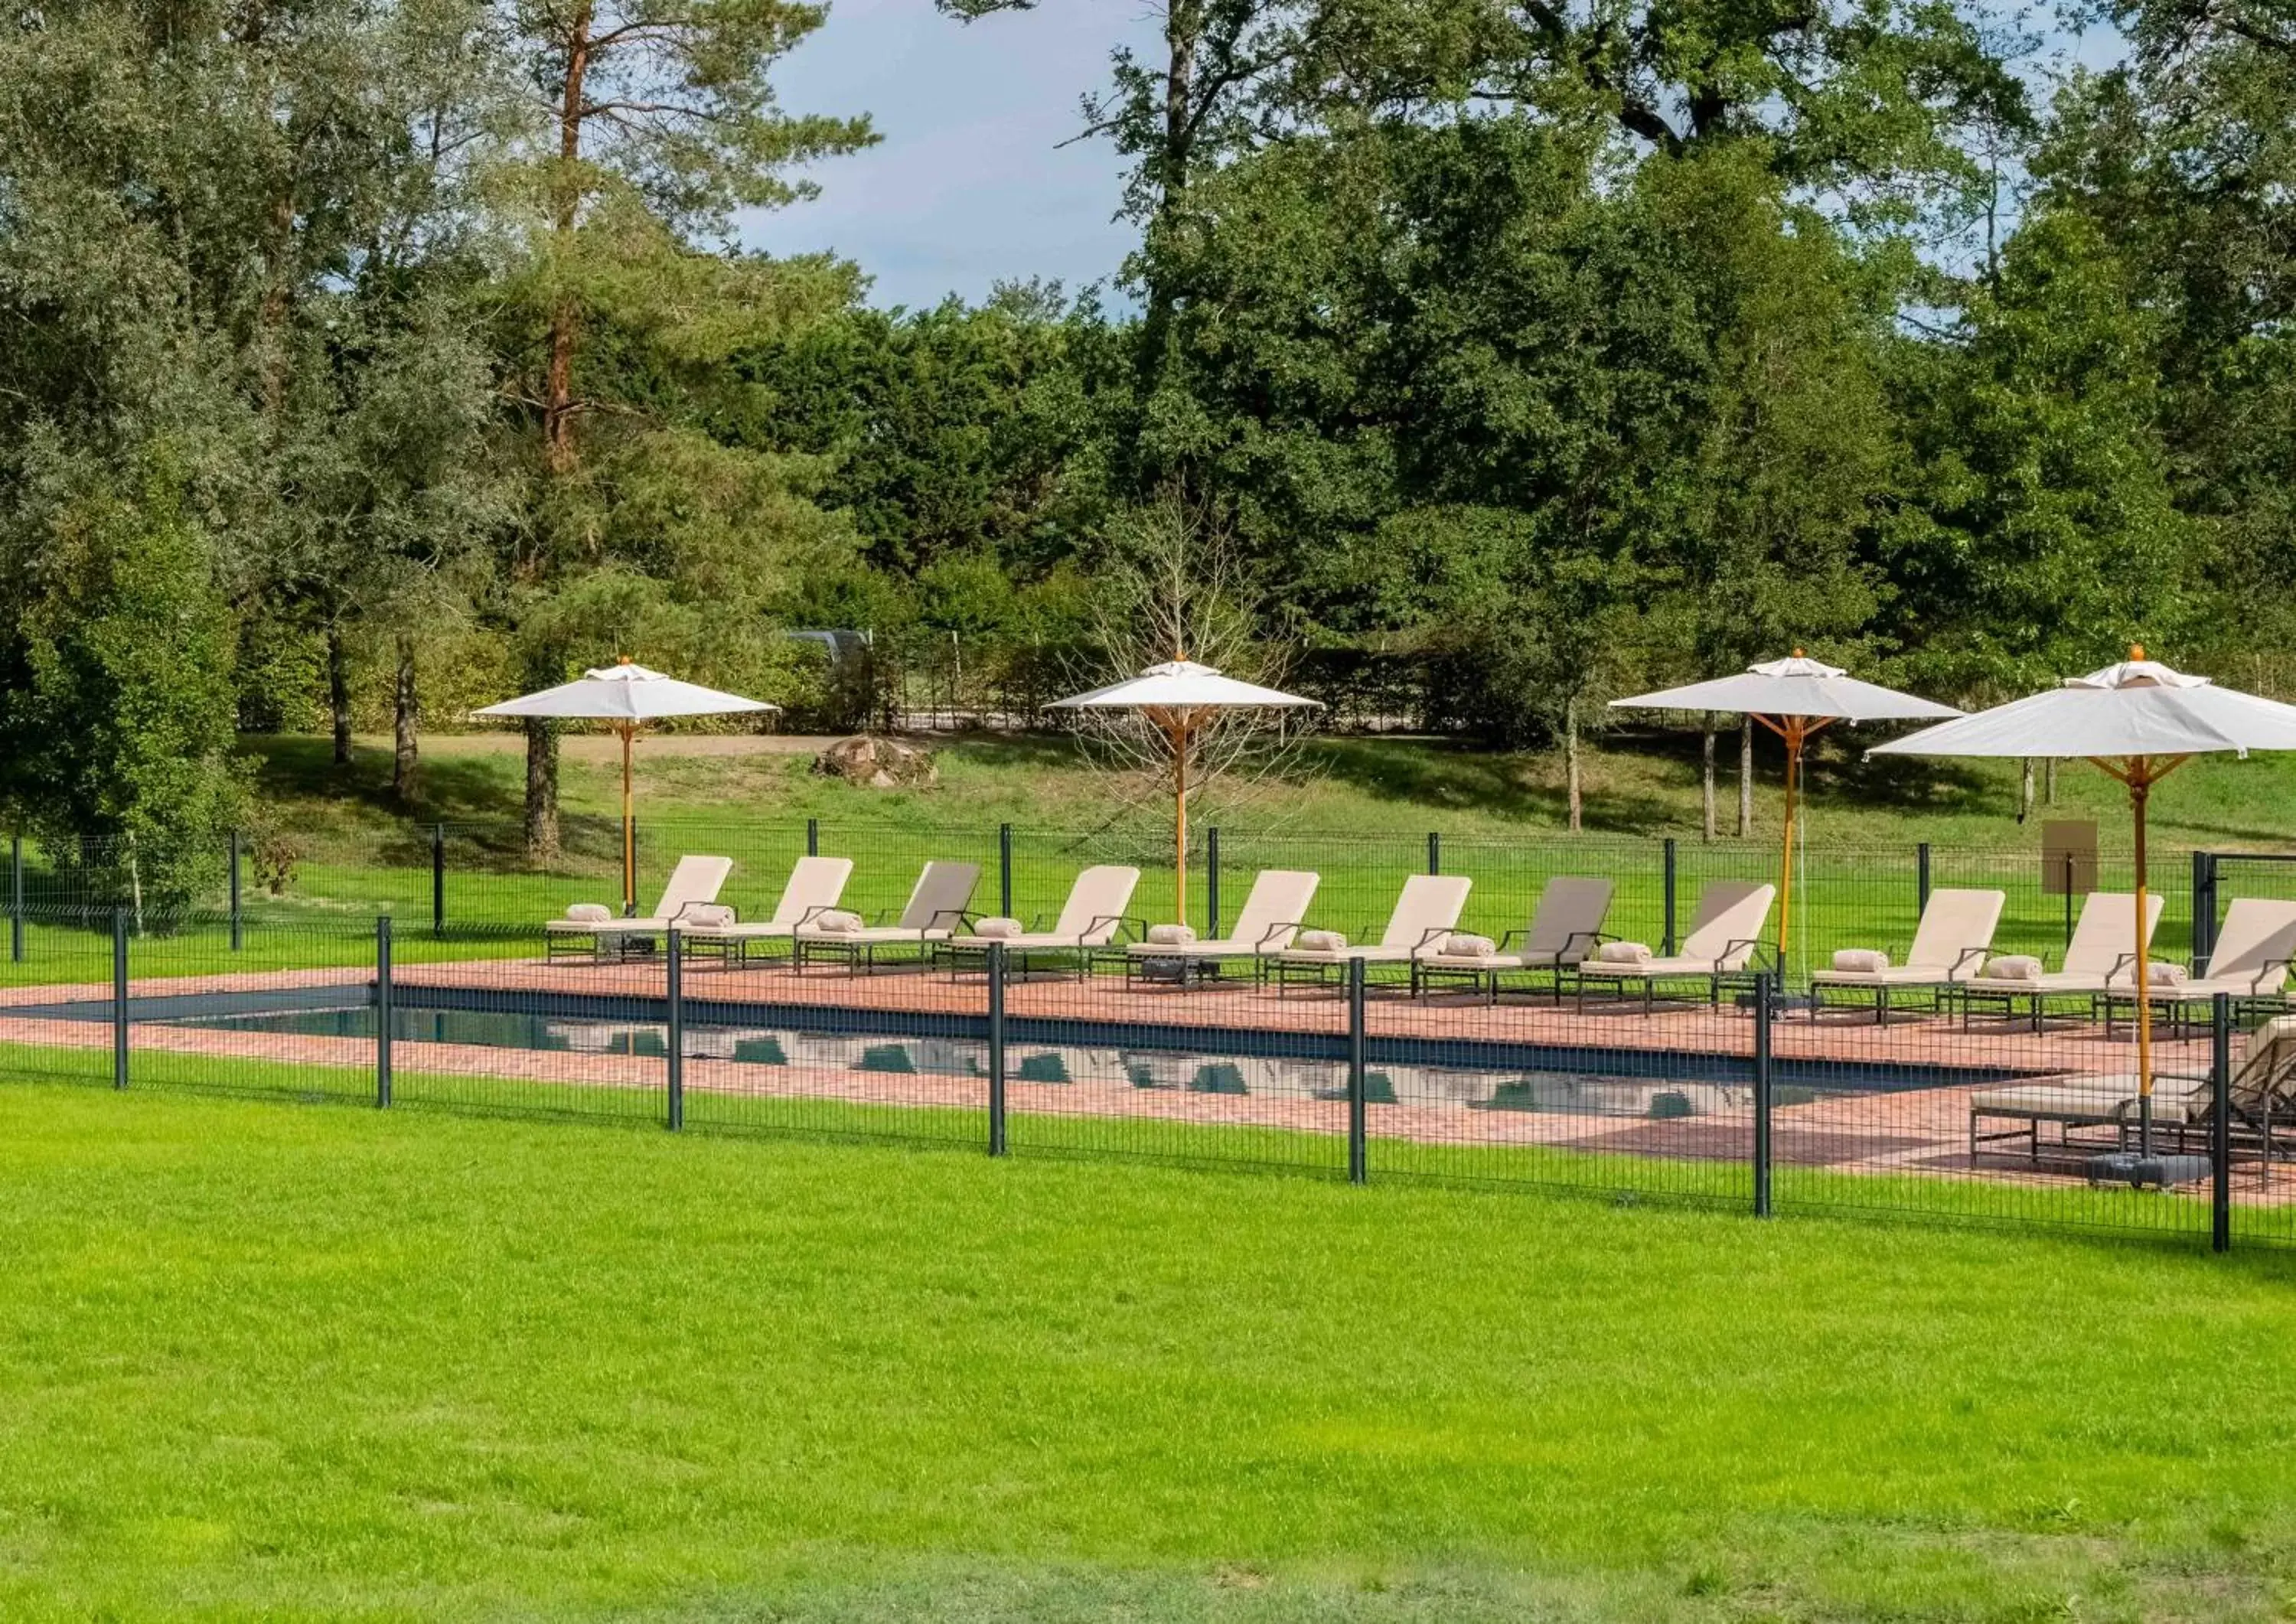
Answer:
[
  {"left": 1873, "top": 647, "right": 2296, "bottom": 1140},
  {"left": 475, "top": 659, "right": 778, "bottom": 915},
  {"left": 1612, "top": 653, "right": 1961, "bottom": 964},
  {"left": 1049, "top": 658, "right": 1319, "bottom": 927}
]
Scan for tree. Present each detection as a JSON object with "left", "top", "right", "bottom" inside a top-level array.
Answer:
[
  {"left": 3, "top": 455, "right": 245, "bottom": 921},
  {"left": 489, "top": 0, "right": 874, "bottom": 855}
]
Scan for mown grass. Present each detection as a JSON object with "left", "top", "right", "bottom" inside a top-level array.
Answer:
[{"left": 0, "top": 1079, "right": 2290, "bottom": 1622}]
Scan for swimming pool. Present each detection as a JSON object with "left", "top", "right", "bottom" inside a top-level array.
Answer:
[{"left": 162, "top": 1002, "right": 1748, "bottom": 1117}]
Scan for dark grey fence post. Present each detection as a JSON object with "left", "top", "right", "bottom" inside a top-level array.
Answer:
[
  {"left": 1347, "top": 958, "right": 1368, "bottom": 1185},
  {"left": 2213, "top": 993, "right": 2232, "bottom": 1254},
  {"left": 9, "top": 833, "right": 21, "bottom": 964},
  {"left": 998, "top": 823, "right": 1013, "bottom": 918},
  {"left": 806, "top": 817, "right": 819, "bottom": 858},
  {"left": 2193, "top": 851, "right": 2217, "bottom": 975},
  {"left": 1205, "top": 826, "right": 1221, "bottom": 940},
  {"left": 111, "top": 907, "right": 129, "bottom": 1091},
  {"left": 375, "top": 915, "right": 393, "bottom": 1109},
  {"left": 1752, "top": 972, "right": 1774, "bottom": 1217},
  {"left": 665, "top": 927, "right": 684, "bottom": 1131},
  {"left": 1916, "top": 842, "right": 1932, "bottom": 915},
  {"left": 1426, "top": 832, "right": 1440, "bottom": 876},
  {"left": 228, "top": 828, "right": 243, "bottom": 952},
  {"left": 430, "top": 824, "right": 446, "bottom": 940},
  {"left": 1662, "top": 838, "right": 1678, "bottom": 956},
  {"left": 987, "top": 942, "right": 1008, "bottom": 1156}
]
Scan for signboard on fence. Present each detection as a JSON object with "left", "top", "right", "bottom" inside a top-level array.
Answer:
[{"left": 2041, "top": 820, "right": 2099, "bottom": 895}]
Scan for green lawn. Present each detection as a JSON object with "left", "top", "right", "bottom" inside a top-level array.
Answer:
[{"left": 0, "top": 1082, "right": 2291, "bottom": 1621}]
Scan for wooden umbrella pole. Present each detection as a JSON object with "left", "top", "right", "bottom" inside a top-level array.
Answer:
[
  {"left": 1753, "top": 715, "right": 1828, "bottom": 968},
  {"left": 621, "top": 722, "right": 636, "bottom": 915},
  {"left": 1174, "top": 721, "right": 1189, "bottom": 928},
  {"left": 2131, "top": 766, "right": 2152, "bottom": 1153}
]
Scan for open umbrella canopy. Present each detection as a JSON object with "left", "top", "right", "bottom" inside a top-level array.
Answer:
[
  {"left": 1612, "top": 654, "right": 1958, "bottom": 964},
  {"left": 1612, "top": 654, "right": 1962, "bottom": 726},
  {"left": 1872, "top": 650, "right": 2296, "bottom": 1136},
  {"left": 1867, "top": 656, "right": 2296, "bottom": 760},
  {"left": 1048, "top": 659, "right": 1319, "bottom": 716},
  {"left": 472, "top": 661, "right": 778, "bottom": 723},
  {"left": 1049, "top": 660, "right": 1317, "bottom": 927},
  {"left": 475, "top": 660, "right": 778, "bottom": 914}
]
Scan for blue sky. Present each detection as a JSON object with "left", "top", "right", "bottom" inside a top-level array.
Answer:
[{"left": 738, "top": 0, "right": 1156, "bottom": 309}]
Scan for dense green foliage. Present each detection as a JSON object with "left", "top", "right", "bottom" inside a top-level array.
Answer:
[
  {"left": 0, "top": 0, "right": 2290, "bottom": 869},
  {"left": 2, "top": 1083, "right": 2291, "bottom": 1620}
]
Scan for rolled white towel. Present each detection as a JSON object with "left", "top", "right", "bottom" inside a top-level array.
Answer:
[
  {"left": 810, "top": 908, "right": 865, "bottom": 934},
  {"left": 564, "top": 902, "right": 612, "bottom": 923},
  {"left": 682, "top": 904, "right": 735, "bottom": 931},
  {"left": 1294, "top": 928, "right": 1349, "bottom": 954},
  {"left": 1981, "top": 954, "right": 2042, "bottom": 982},
  {"left": 1145, "top": 923, "right": 1197, "bottom": 946},
  {"left": 971, "top": 916, "right": 1023, "bottom": 939},
  {"left": 1440, "top": 933, "right": 1498, "bottom": 960},
  {"left": 1831, "top": 948, "right": 1890, "bottom": 974},
  {"left": 2132, "top": 960, "right": 2187, "bottom": 986},
  {"left": 1596, "top": 941, "right": 1653, "bottom": 967}
]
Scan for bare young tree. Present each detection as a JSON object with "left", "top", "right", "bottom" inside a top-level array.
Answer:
[{"left": 1065, "top": 496, "right": 1316, "bottom": 885}]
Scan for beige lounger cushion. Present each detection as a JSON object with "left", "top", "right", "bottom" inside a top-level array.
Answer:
[{"left": 1971, "top": 1082, "right": 2201, "bottom": 1126}]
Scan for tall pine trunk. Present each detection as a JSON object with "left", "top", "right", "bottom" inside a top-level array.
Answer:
[
  {"left": 2020, "top": 757, "right": 2035, "bottom": 823},
  {"left": 326, "top": 626, "right": 352, "bottom": 766},
  {"left": 391, "top": 635, "right": 419, "bottom": 805},
  {"left": 524, "top": 719, "right": 560, "bottom": 861},
  {"left": 1737, "top": 716, "right": 1754, "bottom": 836},
  {"left": 1701, "top": 713, "right": 1717, "bottom": 842},
  {"left": 2043, "top": 758, "right": 2056, "bottom": 805},
  {"left": 1564, "top": 699, "right": 1583, "bottom": 833}
]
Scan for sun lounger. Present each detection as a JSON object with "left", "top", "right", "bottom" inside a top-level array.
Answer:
[
  {"left": 792, "top": 860, "right": 981, "bottom": 973},
  {"left": 1118, "top": 869, "right": 1320, "bottom": 984},
  {"left": 1411, "top": 877, "right": 1613, "bottom": 1002},
  {"left": 1573, "top": 882, "right": 1776, "bottom": 1012},
  {"left": 937, "top": 865, "right": 1142, "bottom": 976},
  {"left": 1267, "top": 874, "right": 1472, "bottom": 992},
  {"left": 1958, "top": 891, "right": 2164, "bottom": 1032},
  {"left": 544, "top": 855, "right": 733, "bottom": 960},
  {"left": 1970, "top": 1015, "right": 2296, "bottom": 1177},
  {"left": 677, "top": 856, "right": 855, "bottom": 967},
  {"left": 1808, "top": 888, "right": 2005, "bottom": 1022},
  {"left": 2098, "top": 897, "right": 2296, "bottom": 1035}
]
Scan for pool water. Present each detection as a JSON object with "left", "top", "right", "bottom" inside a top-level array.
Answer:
[{"left": 168, "top": 1003, "right": 1739, "bottom": 1116}]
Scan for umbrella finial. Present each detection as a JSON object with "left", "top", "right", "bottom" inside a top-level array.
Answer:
[
  {"left": 618, "top": 654, "right": 632, "bottom": 665},
  {"left": 1792, "top": 647, "right": 1805, "bottom": 658},
  {"left": 2130, "top": 643, "right": 2146, "bottom": 662}
]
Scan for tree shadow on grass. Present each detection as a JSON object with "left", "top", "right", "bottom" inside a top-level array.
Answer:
[{"left": 1301, "top": 736, "right": 1679, "bottom": 834}]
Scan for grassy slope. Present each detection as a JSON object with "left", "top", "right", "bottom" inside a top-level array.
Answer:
[
  {"left": 252, "top": 727, "right": 2296, "bottom": 854},
  {"left": 0, "top": 1084, "right": 2291, "bottom": 1622}
]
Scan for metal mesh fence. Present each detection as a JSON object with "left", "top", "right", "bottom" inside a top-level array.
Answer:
[{"left": 4, "top": 823, "right": 2292, "bottom": 1252}]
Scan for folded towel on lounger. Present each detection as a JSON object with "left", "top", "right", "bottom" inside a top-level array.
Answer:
[
  {"left": 564, "top": 903, "right": 613, "bottom": 923},
  {"left": 1440, "top": 933, "right": 1497, "bottom": 959},
  {"left": 2139, "top": 960, "right": 2187, "bottom": 985},
  {"left": 1980, "top": 954, "right": 2042, "bottom": 982},
  {"left": 1295, "top": 928, "right": 1349, "bottom": 954},
  {"left": 1596, "top": 941, "right": 1652, "bottom": 967},
  {"left": 971, "top": 916, "right": 1022, "bottom": 938},
  {"left": 1145, "top": 923, "right": 1197, "bottom": 946},
  {"left": 811, "top": 909, "right": 865, "bottom": 934},
  {"left": 683, "top": 904, "right": 735, "bottom": 930},
  {"left": 1831, "top": 948, "right": 1890, "bottom": 973}
]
